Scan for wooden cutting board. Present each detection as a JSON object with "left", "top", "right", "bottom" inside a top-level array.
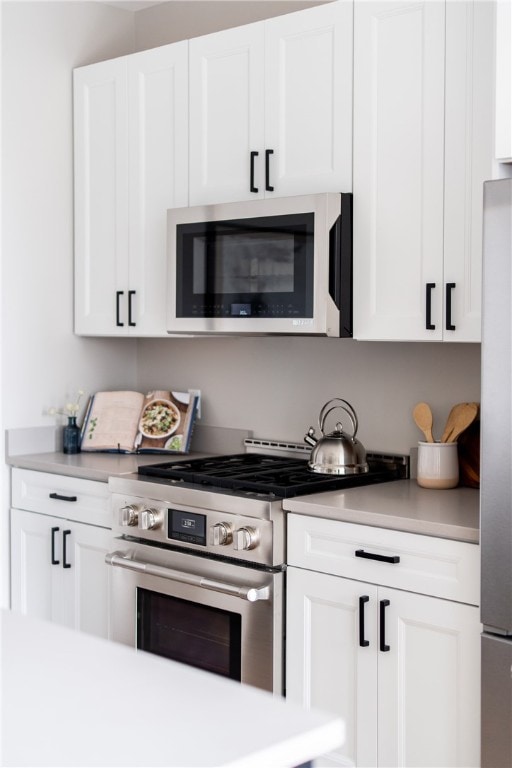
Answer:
[{"left": 457, "top": 418, "right": 480, "bottom": 488}]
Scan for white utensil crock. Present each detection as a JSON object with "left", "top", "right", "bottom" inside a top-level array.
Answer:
[{"left": 417, "top": 441, "right": 459, "bottom": 489}]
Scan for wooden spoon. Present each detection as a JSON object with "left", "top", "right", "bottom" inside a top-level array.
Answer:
[
  {"left": 440, "top": 402, "right": 479, "bottom": 443},
  {"left": 413, "top": 402, "right": 435, "bottom": 443}
]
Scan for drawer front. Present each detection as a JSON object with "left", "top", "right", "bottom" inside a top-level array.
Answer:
[
  {"left": 287, "top": 514, "right": 479, "bottom": 605},
  {"left": 11, "top": 468, "right": 110, "bottom": 528}
]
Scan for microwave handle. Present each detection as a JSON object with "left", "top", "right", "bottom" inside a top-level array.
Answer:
[
  {"left": 336, "top": 193, "right": 353, "bottom": 338},
  {"left": 105, "top": 551, "right": 270, "bottom": 602},
  {"left": 329, "top": 215, "right": 342, "bottom": 309}
]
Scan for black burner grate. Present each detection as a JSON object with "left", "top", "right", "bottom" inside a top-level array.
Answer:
[{"left": 137, "top": 453, "right": 404, "bottom": 499}]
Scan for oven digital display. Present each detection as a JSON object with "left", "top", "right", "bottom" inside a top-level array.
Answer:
[{"left": 169, "top": 509, "right": 206, "bottom": 546}]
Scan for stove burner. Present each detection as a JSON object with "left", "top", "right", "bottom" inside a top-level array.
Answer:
[{"left": 138, "top": 453, "right": 405, "bottom": 499}]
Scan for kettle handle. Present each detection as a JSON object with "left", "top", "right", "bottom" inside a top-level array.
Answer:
[
  {"left": 319, "top": 398, "right": 359, "bottom": 439},
  {"left": 304, "top": 426, "right": 317, "bottom": 448}
]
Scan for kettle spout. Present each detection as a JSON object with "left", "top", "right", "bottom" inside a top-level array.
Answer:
[{"left": 304, "top": 426, "right": 317, "bottom": 448}]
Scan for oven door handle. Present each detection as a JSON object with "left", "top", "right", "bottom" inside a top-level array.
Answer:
[{"left": 105, "top": 552, "right": 271, "bottom": 602}]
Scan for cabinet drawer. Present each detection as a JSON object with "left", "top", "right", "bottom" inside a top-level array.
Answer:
[
  {"left": 287, "top": 514, "right": 479, "bottom": 605},
  {"left": 11, "top": 468, "right": 110, "bottom": 528}
]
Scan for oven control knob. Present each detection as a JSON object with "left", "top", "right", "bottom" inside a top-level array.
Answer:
[
  {"left": 139, "top": 508, "right": 162, "bottom": 531},
  {"left": 233, "top": 526, "right": 259, "bottom": 551},
  {"left": 210, "top": 522, "right": 233, "bottom": 547},
  {"left": 120, "top": 504, "right": 140, "bottom": 527}
]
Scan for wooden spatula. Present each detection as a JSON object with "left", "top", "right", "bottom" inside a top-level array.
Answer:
[
  {"left": 413, "top": 402, "right": 435, "bottom": 443},
  {"left": 440, "top": 402, "right": 479, "bottom": 443}
]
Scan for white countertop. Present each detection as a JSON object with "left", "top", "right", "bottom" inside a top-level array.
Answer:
[
  {"left": 0, "top": 610, "right": 344, "bottom": 768},
  {"left": 6, "top": 450, "right": 211, "bottom": 483},
  {"left": 283, "top": 479, "right": 479, "bottom": 543}
]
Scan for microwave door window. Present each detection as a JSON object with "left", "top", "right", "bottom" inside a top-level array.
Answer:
[{"left": 176, "top": 214, "right": 314, "bottom": 319}]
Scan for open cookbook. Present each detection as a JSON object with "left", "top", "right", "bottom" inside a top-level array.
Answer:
[{"left": 80, "top": 389, "right": 200, "bottom": 454}]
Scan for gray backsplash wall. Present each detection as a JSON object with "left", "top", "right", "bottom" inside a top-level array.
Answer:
[{"left": 136, "top": 338, "right": 481, "bottom": 455}]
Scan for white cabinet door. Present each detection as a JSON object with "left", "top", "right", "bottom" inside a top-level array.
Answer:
[
  {"left": 59, "top": 521, "right": 112, "bottom": 638},
  {"left": 286, "top": 564, "right": 481, "bottom": 768},
  {"left": 443, "top": 0, "right": 494, "bottom": 342},
  {"left": 74, "top": 43, "right": 188, "bottom": 336},
  {"left": 265, "top": 1, "right": 353, "bottom": 198},
  {"left": 495, "top": 0, "right": 512, "bottom": 162},
  {"left": 353, "top": 0, "right": 445, "bottom": 341},
  {"left": 286, "top": 567, "right": 378, "bottom": 768},
  {"left": 353, "top": 0, "right": 493, "bottom": 342},
  {"left": 378, "top": 587, "right": 481, "bottom": 768},
  {"left": 74, "top": 57, "right": 130, "bottom": 336},
  {"left": 189, "top": 22, "right": 265, "bottom": 205},
  {"left": 10, "top": 508, "right": 112, "bottom": 640},
  {"left": 10, "top": 508, "right": 63, "bottom": 624},
  {"left": 189, "top": 2, "right": 352, "bottom": 206},
  {"left": 128, "top": 43, "right": 188, "bottom": 336}
]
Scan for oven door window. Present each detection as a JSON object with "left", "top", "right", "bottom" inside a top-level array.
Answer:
[
  {"left": 176, "top": 213, "right": 314, "bottom": 319},
  {"left": 137, "top": 588, "right": 242, "bottom": 681}
]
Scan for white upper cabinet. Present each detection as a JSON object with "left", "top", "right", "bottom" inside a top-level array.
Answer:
[
  {"left": 443, "top": 0, "right": 494, "bottom": 342},
  {"left": 353, "top": 0, "right": 494, "bottom": 342},
  {"left": 74, "top": 42, "right": 188, "bottom": 336},
  {"left": 189, "top": 1, "right": 353, "bottom": 206},
  {"left": 264, "top": 3, "right": 353, "bottom": 199},
  {"left": 127, "top": 45, "right": 189, "bottom": 335},
  {"left": 189, "top": 22, "right": 265, "bottom": 205},
  {"left": 495, "top": 0, "right": 512, "bottom": 162},
  {"left": 74, "top": 58, "right": 129, "bottom": 336}
]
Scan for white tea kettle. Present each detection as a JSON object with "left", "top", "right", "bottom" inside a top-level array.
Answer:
[{"left": 304, "top": 398, "right": 369, "bottom": 475}]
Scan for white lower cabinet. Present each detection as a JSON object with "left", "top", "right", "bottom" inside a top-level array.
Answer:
[
  {"left": 10, "top": 469, "right": 112, "bottom": 639},
  {"left": 286, "top": 515, "right": 481, "bottom": 768}
]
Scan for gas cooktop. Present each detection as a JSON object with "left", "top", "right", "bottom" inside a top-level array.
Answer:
[{"left": 137, "top": 452, "right": 409, "bottom": 499}]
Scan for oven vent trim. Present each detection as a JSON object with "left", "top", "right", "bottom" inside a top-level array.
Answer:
[
  {"left": 244, "top": 438, "right": 311, "bottom": 459},
  {"left": 244, "top": 438, "right": 409, "bottom": 478}
]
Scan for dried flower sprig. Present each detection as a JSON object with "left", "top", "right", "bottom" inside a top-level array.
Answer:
[{"left": 48, "top": 389, "right": 85, "bottom": 419}]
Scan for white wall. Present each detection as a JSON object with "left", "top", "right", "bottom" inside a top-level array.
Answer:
[
  {"left": 136, "top": 337, "right": 481, "bottom": 455},
  {"left": 2, "top": 1, "right": 140, "bottom": 432},
  {"left": 0, "top": 0, "right": 142, "bottom": 607},
  {"left": 133, "top": 0, "right": 332, "bottom": 49}
]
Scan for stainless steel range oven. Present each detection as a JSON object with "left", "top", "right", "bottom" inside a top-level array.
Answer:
[
  {"left": 107, "top": 477, "right": 285, "bottom": 693},
  {"left": 106, "top": 449, "right": 407, "bottom": 694}
]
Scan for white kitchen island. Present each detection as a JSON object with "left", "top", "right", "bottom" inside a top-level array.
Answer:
[{"left": 0, "top": 610, "right": 344, "bottom": 767}]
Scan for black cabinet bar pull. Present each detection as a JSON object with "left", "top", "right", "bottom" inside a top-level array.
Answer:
[
  {"left": 445, "top": 282, "right": 456, "bottom": 331},
  {"left": 116, "top": 290, "right": 124, "bottom": 327},
  {"left": 355, "top": 549, "right": 400, "bottom": 564},
  {"left": 426, "top": 283, "right": 436, "bottom": 330},
  {"left": 51, "top": 526, "right": 60, "bottom": 565},
  {"left": 128, "top": 290, "right": 136, "bottom": 327},
  {"left": 62, "top": 530, "right": 71, "bottom": 569},
  {"left": 359, "top": 595, "right": 370, "bottom": 647},
  {"left": 49, "top": 492, "right": 77, "bottom": 502},
  {"left": 380, "top": 599, "right": 390, "bottom": 652},
  {"left": 265, "top": 149, "right": 274, "bottom": 192},
  {"left": 250, "top": 151, "right": 259, "bottom": 193}
]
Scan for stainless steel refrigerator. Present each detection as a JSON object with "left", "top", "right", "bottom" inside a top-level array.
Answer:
[{"left": 481, "top": 177, "right": 512, "bottom": 768}]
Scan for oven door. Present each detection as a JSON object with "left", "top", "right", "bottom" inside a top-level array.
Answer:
[{"left": 106, "top": 540, "right": 284, "bottom": 694}]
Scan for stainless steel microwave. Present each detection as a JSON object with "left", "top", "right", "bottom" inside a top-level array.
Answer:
[{"left": 166, "top": 192, "right": 352, "bottom": 337}]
